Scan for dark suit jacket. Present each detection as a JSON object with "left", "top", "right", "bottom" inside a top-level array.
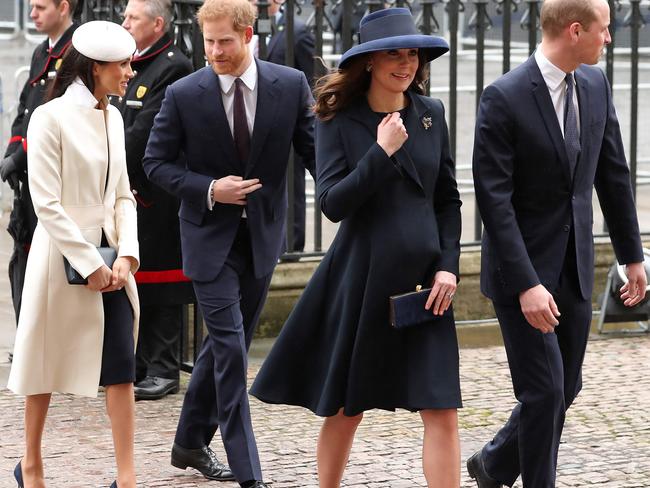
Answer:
[
  {"left": 143, "top": 60, "right": 315, "bottom": 281},
  {"left": 473, "top": 56, "right": 643, "bottom": 302},
  {"left": 114, "top": 33, "right": 194, "bottom": 305},
  {"left": 266, "top": 16, "right": 314, "bottom": 86}
]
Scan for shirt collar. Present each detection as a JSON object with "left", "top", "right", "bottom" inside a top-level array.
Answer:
[
  {"left": 63, "top": 77, "right": 103, "bottom": 109},
  {"left": 219, "top": 56, "right": 257, "bottom": 94},
  {"left": 136, "top": 45, "right": 152, "bottom": 57},
  {"left": 535, "top": 48, "right": 571, "bottom": 90},
  {"left": 49, "top": 35, "right": 61, "bottom": 50}
]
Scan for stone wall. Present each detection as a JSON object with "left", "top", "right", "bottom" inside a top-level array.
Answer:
[{"left": 256, "top": 240, "right": 644, "bottom": 338}]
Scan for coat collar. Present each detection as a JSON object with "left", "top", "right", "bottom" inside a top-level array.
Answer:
[
  {"left": 131, "top": 33, "right": 173, "bottom": 65},
  {"left": 346, "top": 90, "right": 428, "bottom": 191}
]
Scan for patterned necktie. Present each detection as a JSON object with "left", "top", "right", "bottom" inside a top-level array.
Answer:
[
  {"left": 233, "top": 78, "right": 250, "bottom": 171},
  {"left": 564, "top": 73, "right": 581, "bottom": 176}
]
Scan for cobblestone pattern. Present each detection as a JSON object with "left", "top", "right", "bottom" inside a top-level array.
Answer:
[{"left": 1, "top": 334, "right": 650, "bottom": 487}]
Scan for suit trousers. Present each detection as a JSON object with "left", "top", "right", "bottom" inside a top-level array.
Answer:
[
  {"left": 135, "top": 304, "right": 183, "bottom": 381},
  {"left": 174, "top": 219, "right": 272, "bottom": 483},
  {"left": 483, "top": 237, "right": 592, "bottom": 488}
]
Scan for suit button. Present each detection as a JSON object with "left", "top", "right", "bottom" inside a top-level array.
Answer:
[
  {"left": 572, "top": 196, "right": 576, "bottom": 201},
  {"left": 563, "top": 224, "right": 570, "bottom": 232}
]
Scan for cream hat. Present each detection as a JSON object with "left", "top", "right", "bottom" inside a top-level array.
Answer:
[{"left": 72, "top": 21, "right": 136, "bottom": 62}]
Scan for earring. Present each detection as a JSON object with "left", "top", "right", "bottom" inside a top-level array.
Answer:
[{"left": 366, "top": 64, "right": 372, "bottom": 72}]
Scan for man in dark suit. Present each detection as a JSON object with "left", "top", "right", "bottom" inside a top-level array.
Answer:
[
  {"left": 263, "top": 1, "right": 315, "bottom": 253},
  {"left": 143, "top": 0, "right": 314, "bottom": 485},
  {"left": 117, "top": 0, "right": 194, "bottom": 401},
  {"left": 0, "top": 0, "right": 77, "bottom": 327},
  {"left": 468, "top": 0, "right": 647, "bottom": 487}
]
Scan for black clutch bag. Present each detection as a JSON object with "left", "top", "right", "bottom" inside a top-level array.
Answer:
[
  {"left": 389, "top": 285, "right": 451, "bottom": 328},
  {"left": 64, "top": 247, "right": 117, "bottom": 285}
]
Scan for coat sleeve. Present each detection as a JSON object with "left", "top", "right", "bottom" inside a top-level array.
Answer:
[
  {"left": 316, "top": 116, "right": 400, "bottom": 223},
  {"left": 433, "top": 102, "right": 462, "bottom": 277},
  {"left": 294, "top": 25, "right": 315, "bottom": 86},
  {"left": 112, "top": 111, "right": 140, "bottom": 273},
  {"left": 472, "top": 83, "right": 540, "bottom": 293},
  {"left": 27, "top": 107, "right": 105, "bottom": 279},
  {"left": 143, "top": 85, "right": 214, "bottom": 206},
  {"left": 292, "top": 72, "right": 316, "bottom": 177},
  {"left": 593, "top": 69, "right": 644, "bottom": 265}
]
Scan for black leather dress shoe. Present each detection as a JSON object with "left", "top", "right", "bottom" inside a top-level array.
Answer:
[
  {"left": 467, "top": 450, "right": 503, "bottom": 488},
  {"left": 171, "top": 443, "right": 235, "bottom": 481},
  {"left": 242, "top": 482, "right": 271, "bottom": 488},
  {"left": 110, "top": 482, "right": 117, "bottom": 488},
  {"left": 134, "top": 376, "right": 179, "bottom": 401}
]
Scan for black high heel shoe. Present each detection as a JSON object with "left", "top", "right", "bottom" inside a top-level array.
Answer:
[{"left": 14, "top": 461, "right": 24, "bottom": 488}]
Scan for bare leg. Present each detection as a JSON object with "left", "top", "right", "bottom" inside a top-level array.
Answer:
[
  {"left": 317, "top": 409, "right": 363, "bottom": 488},
  {"left": 420, "top": 409, "right": 460, "bottom": 488},
  {"left": 23, "top": 393, "right": 51, "bottom": 488},
  {"left": 105, "top": 383, "right": 136, "bottom": 488}
]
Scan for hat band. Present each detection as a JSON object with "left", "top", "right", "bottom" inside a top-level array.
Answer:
[{"left": 360, "top": 15, "right": 419, "bottom": 43}]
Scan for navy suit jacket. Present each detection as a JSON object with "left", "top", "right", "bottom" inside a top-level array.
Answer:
[
  {"left": 143, "top": 59, "right": 315, "bottom": 281},
  {"left": 266, "top": 16, "right": 314, "bottom": 86},
  {"left": 473, "top": 56, "right": 643, "bottom": 302}
]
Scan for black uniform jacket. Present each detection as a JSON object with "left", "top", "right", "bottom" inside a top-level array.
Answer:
[
  {"left": 114, "top": 33, "right": 194, "bottom": 305},
  {"left": 4, "top": 24, "right": 77, "bottom": 244}
]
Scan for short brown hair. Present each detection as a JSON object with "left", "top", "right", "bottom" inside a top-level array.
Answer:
[
  {"left": 196, "top": 0, "right": 256, "bottom": 32},
  {"left": 541, "top": 0, "right": 600, "bottom": 38},
  {"left": 52, "top": 0, "right": 78, "bottom": 17}
]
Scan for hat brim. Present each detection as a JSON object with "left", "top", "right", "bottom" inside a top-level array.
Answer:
[{"left": 338, "top": 35, "right": 449, "bottom": 69}]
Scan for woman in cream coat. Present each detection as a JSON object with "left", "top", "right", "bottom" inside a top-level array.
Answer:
[{"left": 8, "top": 22, "right": 139, "bottom": 488}]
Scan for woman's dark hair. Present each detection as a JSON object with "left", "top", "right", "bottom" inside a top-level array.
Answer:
[
  {"left": 46, "top": 46, "right": 106, "bottom": 101},
  {"left": 313, "top": 51, "right": 430, "bottom": 121}
]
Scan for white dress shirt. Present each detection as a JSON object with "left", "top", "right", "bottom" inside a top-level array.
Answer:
[
  {"left": 207, "top": 56, "right": 258, "bottom": 211},
  {"left": 534, "top": 48, "right": 580, "bottom": 137}
]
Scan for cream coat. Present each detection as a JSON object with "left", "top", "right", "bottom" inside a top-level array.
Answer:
[{"left": 8, "top": 81, "right": 140, "bottom": 398}]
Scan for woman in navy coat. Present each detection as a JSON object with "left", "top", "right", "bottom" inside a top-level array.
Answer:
[{"left": 250, "top": 8, "right": 462, "bottom": 487}]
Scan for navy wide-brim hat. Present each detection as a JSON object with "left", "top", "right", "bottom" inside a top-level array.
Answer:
[{"left": 338, "top": 8, "right": 449, "bottom": 69}]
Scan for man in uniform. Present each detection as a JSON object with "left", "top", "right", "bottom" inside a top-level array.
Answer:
[
  {"left": 116, "top": 0, "right": 194, "bottom": 400},
  {"left": 0, "top": 0, "right": 77, "bottom": 328}
]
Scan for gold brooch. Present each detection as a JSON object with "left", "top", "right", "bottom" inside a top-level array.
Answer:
[{"left": 422, "top": 116, "right": 432, "bottom": 130}]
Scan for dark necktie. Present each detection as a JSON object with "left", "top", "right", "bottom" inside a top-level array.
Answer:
[
  {"left": 564, "top": 73, "right": 581, "bottom": 176},
  {"left": 233, "top": 78, "right": 250, "bottom": 170}
]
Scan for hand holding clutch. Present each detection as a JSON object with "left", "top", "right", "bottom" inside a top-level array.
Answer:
[{"left": 389, "top": 285, "right": 452, "bottom": 329}]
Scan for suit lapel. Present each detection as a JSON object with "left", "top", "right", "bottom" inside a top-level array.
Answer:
[
  {"left": 575, "top": 69, "right": 590, "bottom": 179},
  {"left": 197, "top": 68, "right": 240, "bottom": 174},
  {"left": 247, "top": 60, "right": 280, "bottom": 175},
  {"left": 527, "top": 58, "right": 572, "bottom": 182}
]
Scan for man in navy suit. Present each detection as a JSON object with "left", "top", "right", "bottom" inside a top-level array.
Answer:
[
  {"left": 143, "top": 0, "right": 314, "bottom": 485},
  {"left": 468, "top": 0, "right": 646, "bottom": 487}
]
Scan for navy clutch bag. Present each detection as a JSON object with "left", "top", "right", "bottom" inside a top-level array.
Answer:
[
  {"left": 389, "top": 285, "right": 451, "bottom": 328},
  {"left": 64, "top": 247, "right": 117, "bottom": 285}
]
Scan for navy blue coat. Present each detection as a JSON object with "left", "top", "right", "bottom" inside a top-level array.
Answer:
[
  {"left": 473, "top": 56, "right": 643, "bottom": 303},
  {"left": 143, "top": 60, "right": 315, "bottom": 281},
  {"left": 251, "top": 92, "right": 462, "bottom": 416}
]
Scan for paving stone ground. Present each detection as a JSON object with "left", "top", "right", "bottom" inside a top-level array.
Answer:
[{"left": 1, "top": 333, "right": 650, "bottom": 487}]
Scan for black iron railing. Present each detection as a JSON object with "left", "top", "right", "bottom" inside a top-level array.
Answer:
[{"left": 41, "top": 0, "right": 650, "bottom": 368}]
